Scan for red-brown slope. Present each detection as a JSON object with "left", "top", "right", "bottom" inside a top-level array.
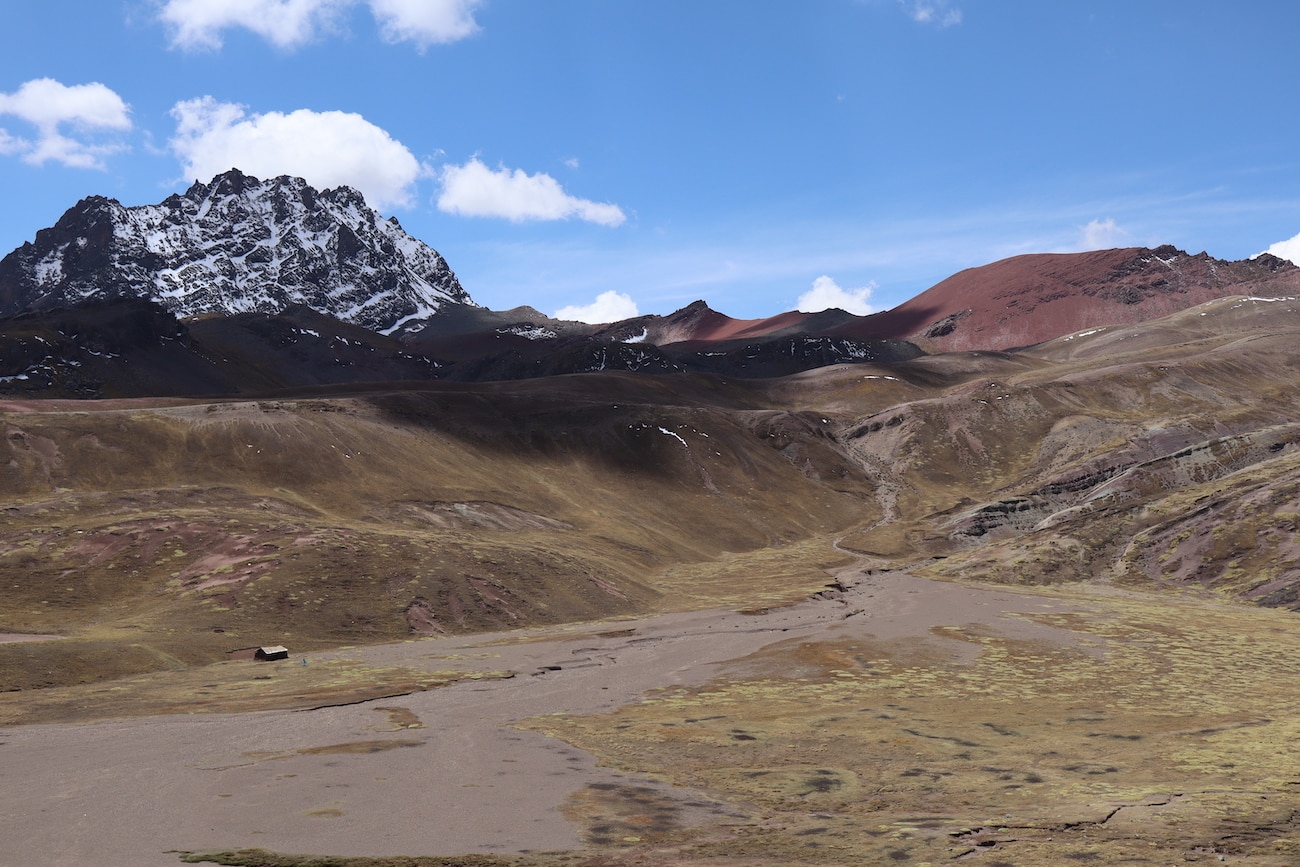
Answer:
[
  {"left": 850, "top": 246, "right": 1300, "bottom": 352},
  {"left": 638, "top": 301, "right": 802, "bottom": 345},
  {"left": 642, "top": 247, "right": 1300, "bottom": 357},
  {"left": 638, "top": 300, "right": 862, "bottom": 348}
]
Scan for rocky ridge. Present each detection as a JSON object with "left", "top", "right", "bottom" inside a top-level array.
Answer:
[{"left": 0, "top": 169, "right": 471, "bottom": 334}]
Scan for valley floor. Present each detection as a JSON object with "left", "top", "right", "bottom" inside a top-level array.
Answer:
[{"left": 4, "top": 564, "right": 1300, "bottom": 866}]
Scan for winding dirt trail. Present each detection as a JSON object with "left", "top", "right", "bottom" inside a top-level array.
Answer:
[{"left": 0, "top": 633, "right": 63, "bottom": 643}]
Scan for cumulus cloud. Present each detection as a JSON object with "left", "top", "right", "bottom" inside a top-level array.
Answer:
[
  {"left": 900, "top": 0, "right": 962, "bottom": 27},
  {"left": 0, "top": 129, "right": 24, "bottom": 156},
  {"left": 369, "top": 0, "right": 481, "bottom": 48},
  {"left": 555, "top": 290, "right": 640, "bottom": 324},
  {"left": 797, "top": 275, "right": 876, "bottom": 316},
  {"left": 1079, "top": 217, "right": 1131, "bottom": 250},
  {"left": 1263, "top": 231, "right": 1300, "bottom": 266},
  {"left": 438, "top": 157, "right": 627, "bottom": 226},
  {"left": 157, "top": 0, "right": 351, "bottom": 49},
  {"left": 156, "top": 0, "right": 481, "bottom": 50},
  {"left": 169, "top": 96, "right": 426, "bottom": 209},
  {"left": 0, "top": 78, "right": 131, "bottom": 169}
]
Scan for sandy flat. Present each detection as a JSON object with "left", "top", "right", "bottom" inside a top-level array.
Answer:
[{"left": 0, "top": 569, "right": 1087, "bottom": 866}]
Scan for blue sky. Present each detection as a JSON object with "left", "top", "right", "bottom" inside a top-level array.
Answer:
[{"left": 1, "top": 1, "right": 1298, "bottom": 322}]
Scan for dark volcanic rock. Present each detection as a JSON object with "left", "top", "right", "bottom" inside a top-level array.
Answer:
[
  {"left": 0, "top": 169, "right": 472, "bottom": 334},
  {"left": 0, "top": 298, "right": 445, "bottom": 398},
  {"left": 676, "top": 334, "right": 923, "bottom": 378}
]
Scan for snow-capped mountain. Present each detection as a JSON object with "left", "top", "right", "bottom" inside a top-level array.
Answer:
[{"left": 0, "top": 169, "right": 472, "bottom": 334}]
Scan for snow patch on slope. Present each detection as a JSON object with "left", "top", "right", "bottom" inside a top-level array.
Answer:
[{"left": 0, "top": 169, "right": 472, "bottom": 334}]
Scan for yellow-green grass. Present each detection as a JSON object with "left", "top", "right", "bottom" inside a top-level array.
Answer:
[{"left": 520, "top": 584, "right": 1300, "bottom": 865}]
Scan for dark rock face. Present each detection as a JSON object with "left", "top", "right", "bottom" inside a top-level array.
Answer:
[
  {"left": 0, "top": 169, "right": 472, "bottom": 334},
  {"left": 0, "top": 298, "right": 447, "bottom": 399}
]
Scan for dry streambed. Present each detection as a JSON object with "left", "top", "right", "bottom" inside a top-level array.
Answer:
[{"left": 3, "top": 570, "right": 1300, "bottom": 866}]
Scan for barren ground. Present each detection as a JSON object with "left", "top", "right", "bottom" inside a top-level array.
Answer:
[{"left": 4, "top": 556, "right": 1300, "bottom": 866}]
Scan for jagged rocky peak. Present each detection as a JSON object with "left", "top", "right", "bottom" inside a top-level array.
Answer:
[{"left": 0, "top": 168, "right": 474, "bottom": 334}]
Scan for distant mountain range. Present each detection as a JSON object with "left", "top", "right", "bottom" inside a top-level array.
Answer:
[{"left": 1, "top": 170, "right": 1297, "bottom": 397}]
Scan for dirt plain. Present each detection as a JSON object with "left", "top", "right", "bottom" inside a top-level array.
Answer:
[
  {"left": 5, "top": 294, "right": 1300, "bottom": 864},
  {"left": 6, "top": 562, "right": 1300, "bottom": 865}
]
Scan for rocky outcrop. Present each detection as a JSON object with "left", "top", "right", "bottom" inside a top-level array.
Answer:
[
  {"left": 0, "top": 169, "right": 472, "bottom": 334},
  {"left": 947, "top": 425, "right": 1300, "bottom": 543}
]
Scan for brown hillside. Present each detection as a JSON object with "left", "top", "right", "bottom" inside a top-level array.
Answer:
[
  {"left": 832, "top": 295, "right": 1300, "bottom": 606},
  {"left": 0, "top": 372, "right": 875, "bottom": 692},
  {"left": 8, "top": 292, "right": 1300, "bottom": 700},
  {"left": 861, "top": 245, "right": 1300, "bottom": 351}
]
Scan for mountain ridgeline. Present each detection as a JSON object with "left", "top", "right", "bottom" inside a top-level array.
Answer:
[
  {"left": 2, "top": 169, "right": 1299, "bottom": 392},
  {"left": 0, "top": 169, "right": 470, "bottom": 334}
]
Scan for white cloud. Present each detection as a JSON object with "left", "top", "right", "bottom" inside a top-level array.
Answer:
[
  {"left": 438, "top": 157, "right": 627, "bottom": 226},
  {"left": 1263, "top": 231, "right": 1300, "bottom": 266},
  {"left": 156, "top": 0, "right": 481, "bottom": 50},
  {"left": 157, "top": 0, "right": 352, "bottom": 50},
  {"left": 900, "top": 0, "right": 962, "bottom": 27},
  {"left": 0, "top": 78, "right": 131, "bottom": 169},
  {"left": 169, "top": 96, "right": 426, "bottom": 209},
  {"left": 1079, "top": 217, "right": 1131, "bottom": 250},
  {"left": 798, "top": 275, "right": 876, "bottom": 316},
  {"left": 556, "top": 290, "right": 640, "bottom": 324},
  {"left": 368, "top": 0, "right": 481, "bottom": 48},
  {"left": 0, "top": 129, "right": 24, "bottom": 156}
]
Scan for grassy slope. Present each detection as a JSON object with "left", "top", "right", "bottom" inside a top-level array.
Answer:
[
  {"left": 8, "top": 295, "right": 1300, "bottom": 695},
  {"left": 0, "top": 374, "right": 873, "bottom": 694},
  {"left": 6, "top": 296, "right": 1300, "bottom": 697}
]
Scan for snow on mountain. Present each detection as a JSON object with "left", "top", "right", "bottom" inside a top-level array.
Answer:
[{"left": 0, "top": 169, "right": 473, "bottom": 334}]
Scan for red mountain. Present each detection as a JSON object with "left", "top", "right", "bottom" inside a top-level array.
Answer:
[
  {"left": 850, "top": 245, "right": 1300, "bottom": 352},
  {"left": 601, "top": 246, "right": 1300, "bottom": 356}
]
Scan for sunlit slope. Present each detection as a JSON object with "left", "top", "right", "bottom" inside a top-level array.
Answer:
[
  {"left": 828, "top": 295, "right": 1300, "bottom": 601},
  {"left": 1, "top": 373, "right": 876, "bottom": 690}
]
